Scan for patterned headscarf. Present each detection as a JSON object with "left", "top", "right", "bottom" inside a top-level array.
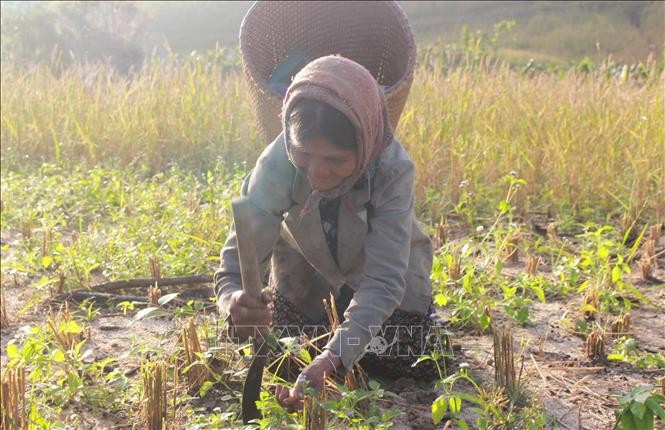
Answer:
[{"left": 281, "top": 55, "right": 394, "bottom": 216}]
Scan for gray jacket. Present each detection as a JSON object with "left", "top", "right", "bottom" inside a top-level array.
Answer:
[{"left": 214, "top": 133, "right": 433, "bottom": 370}]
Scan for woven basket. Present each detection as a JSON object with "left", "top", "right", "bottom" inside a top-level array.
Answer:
[{"left": 240, "top": 1, "right": 416, "bottom": 143}]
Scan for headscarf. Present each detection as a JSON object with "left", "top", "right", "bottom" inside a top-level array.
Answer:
[{"left": 281, "top": 55, "right": 394, "bottom": 216}]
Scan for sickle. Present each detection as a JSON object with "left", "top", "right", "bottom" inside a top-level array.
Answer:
[{"left": 231, "top": 197, "right": 268, "bottom": 424}]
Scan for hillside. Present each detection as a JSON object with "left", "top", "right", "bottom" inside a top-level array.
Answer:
[{"left": 140, "top": 1, "right": 663, "bottom": 63}]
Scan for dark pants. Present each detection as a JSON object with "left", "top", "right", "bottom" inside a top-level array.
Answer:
[{"left": 268, "top": 286, "right": 450, "bottom": 382}]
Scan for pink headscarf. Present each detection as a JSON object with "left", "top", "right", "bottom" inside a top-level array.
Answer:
[{"left": 281, "top": 55, "right": 394, "bottom": 215}]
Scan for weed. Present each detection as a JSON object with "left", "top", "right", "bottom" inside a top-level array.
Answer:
[
  {"left": 608, "top": 337, "right": 665, "bottom": 369},
  {"left": 47, "top": 303, "right": 86, "bottom": 351},
  {"left": 613, "top": 385, "right": 665, "bottom": 430}
]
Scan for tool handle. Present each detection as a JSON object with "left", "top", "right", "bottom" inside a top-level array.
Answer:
[{"left": 231, "top": 197, "right": 262, "bottom": 300}]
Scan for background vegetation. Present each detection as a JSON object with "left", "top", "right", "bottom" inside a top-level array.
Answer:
[{"left": 2, "top": 1, "right": 663, "bottom": 70}]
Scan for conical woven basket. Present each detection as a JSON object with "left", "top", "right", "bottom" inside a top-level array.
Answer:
[{"left": 240, "top": 1, "right": 416, "bottom": 143}]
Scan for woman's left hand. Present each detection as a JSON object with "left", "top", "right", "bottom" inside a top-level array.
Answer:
[{"left": 275, "top": 350, "right": 341, "bottom": 412}]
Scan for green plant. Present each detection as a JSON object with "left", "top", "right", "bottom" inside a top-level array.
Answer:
[
  {"left": 432, "top": 366, "right": 547, "bottom": 430},
  {"left": 613, "top": 385, "right": 665, "bottom": 430},
  {"left": 608, "top": 337, "right": 665, "bottom": 369}
]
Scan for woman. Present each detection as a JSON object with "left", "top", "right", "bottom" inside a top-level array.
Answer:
[{"left": 214, "top": 55, "right": 437, "bottom": 411}]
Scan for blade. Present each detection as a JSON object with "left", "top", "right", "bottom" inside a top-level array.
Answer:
[{"left": 242, "top": 341, "right": 268, "bottom": 424}]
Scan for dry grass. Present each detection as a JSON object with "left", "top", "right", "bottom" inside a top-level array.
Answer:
[
  {"left": 303, "top": 388, "right": 327, "bottom": 430},
  {"left": 526, "top": 254, "right": 540, "bottom": 277},
  {"left": 610, "top": 313, "right": 631, "bottom": 337},
  {"left": 433, "top": 217, "right": 450, "bottom": 249},
  {"left": 586, "top": 324, "right": 606, "bottom": 361},
  {"left": 178, "top": 317, "right": 208, "bottom": 392},
  {"left": 401, "top": 64, "right": 665, "bottom": 222},
  {"left": 504, "top": 231, "right": 521, "bottom": 263},
  {"left": 492, "top": 325, "right": 516, "bottom": 395},
  {"left": 1, "top": 59, "right": 662, "bottom": 223},
  {"left": 147, "top": 284, "right": 162, "bottom": 307},
  {"left": 140, "top": 360, "right": 169, "bottom": 430},
  {"left": 0, "top": 366, "right": 27, "bottom": 430},
  {"left": 149, "top": 256, "right": 162, "bottom": 280}
]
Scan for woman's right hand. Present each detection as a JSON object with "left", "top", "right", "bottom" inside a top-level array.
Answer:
[{"left": 228, "top": 289, "right": 272, "bottom": 338}]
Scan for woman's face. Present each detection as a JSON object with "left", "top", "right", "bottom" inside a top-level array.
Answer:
[{"left": 289, "top": 136, "right": 357, "bottom": 191}]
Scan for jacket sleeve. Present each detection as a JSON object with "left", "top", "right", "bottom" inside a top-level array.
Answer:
[
  {"left": 213, "top": 136, "right": 294, "bottom": 320},
  {"left": 324, "top": 154, "right": 415, "bottom": 371}
]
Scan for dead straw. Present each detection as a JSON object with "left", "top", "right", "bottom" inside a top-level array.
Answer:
[
  {"left": 147, "top": 284, "right": 162, "bottom": 306},
  {"left": 610, "top": 313, "right": 630, "bottom": 337},
  {"left": 526, "top": 254, "right": 540, "bottom": 277},
  {"left": 179, "top": 317, "right": 209, "bottom": 392},
  {"left": 493, "top": 325, "right": 516, "bottom": 395},
  {"left": 0, "top": 365, "right": 27, "bottom": 430},
  {"left": 504, "top": 231, "right": 521, "bottom": 262},
  {"left": 303, "top": 379, "right": 327, "bottom": 430},
  {"left": 585, "top": 324, "right": 605, "bottom": 361},
  {"left": 141, "top": 360, "right": 169, "bottom": 430},
  {"left": 149, "top": 257, "right": 162, "bottom": 280}
]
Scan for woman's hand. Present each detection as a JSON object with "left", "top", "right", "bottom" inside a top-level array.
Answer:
[
  {"left": 228, "top": 289, "right": 272, "bottom": 338},
  {"left": 275, "top": 350, "right": 342, "bottom": 412}
]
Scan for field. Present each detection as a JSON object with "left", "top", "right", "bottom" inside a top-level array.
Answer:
[{"left": 1, "top": 50, "right": 664, "bottom": 429}]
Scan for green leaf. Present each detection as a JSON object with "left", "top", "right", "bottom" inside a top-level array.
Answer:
[
  {"left": 298, "top": 348, "right": 312, "bottom": 364},
  {"left": 431, "top": 395, "right": 448, "bottom": 424},
  {"left": 634, "top": 386, "right": 654, "bottom": 403},
  {"left": 133, "top": 306, "right": 169, "bottom": 321},
  {"left": 42, "top": 255, "right": 53, "bottom": 269},
  {"left": 620, "top": 411, "right": 637, "bottom": 430},
  {"left": 449, "top": 396, "right": 462, "bottom": 415},
  {"left": 67, "top": 372, "right": 81, "bottom": 391},
  {"left": 199, "top": 380, "right": 214, "bottom": 397},
  {"left": 61, "top": 320, "right": 82, "bottom": 334},
  {"left": 501, "top": 285, "right": 517, "bottom": 300},
  {"left": 581, "top": 304, "right": 597, "bottom": 314},
  {"left": 607, "top": 353, "right": 625, "bottom": 361},
  {"left": 158, "top": 292, "right": 179, "bottom": 306},
  {"left": 646, "top": 397, "right": 665, "bottom": 420},
  {"left": 478, "top": 313, "right": 491, "bottom": 331},
  {"left": 412, "top": 356, "right": 433, "bottom": 367},
  {"left": 612, "top": 266, "right": 623, "bottom": 283},
  {"left": 368, "top": 380, "right": 380, "bottom": 391},
  {"left": 458, "top": 419, "right": 470, "bottom": 430},
  {"left": 516, "top": 306, "right": 530, "bottom": 324},
  {"left": 454, "top": 392, "right": 483, "bottom": 405},
  {"left": 34, "top": 276, "right": 53, "bottom": 288},
  {"left": 532, "top": 285, "right": 546, "bottom": 303},
  {"left": 633, "top": 410, "right": 654, "bottom": 430},
  {"left": 52, "top": 349, "right": 66, "bottom": 362},
  {"left": 6, "top": 343, "right": 20, "bottom": 359},
  {"left": 434, "top": 293, "right": 448, "bottom": 306},
  {"left": 598, "top": 246, "right": 610, "bottom": 260},
  {"left": 631, "top": 401, "right": 647, "bottom": 420}
]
